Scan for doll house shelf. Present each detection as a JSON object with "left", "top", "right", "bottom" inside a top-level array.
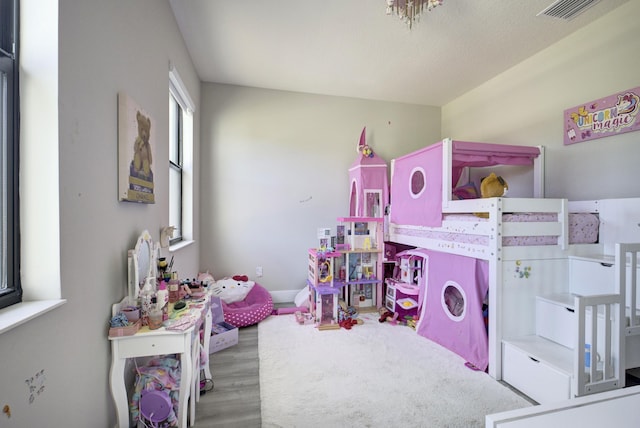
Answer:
[
  {"left": 307, "top": 248, "right": 344, "bottom": 326},
  {"left": 307, "top": 217, "right": 385, "bottom": 322},
  {"left": 337, "top": 217, "right": 384, "bottom": 312}
]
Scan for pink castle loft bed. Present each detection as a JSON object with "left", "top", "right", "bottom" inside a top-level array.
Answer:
[
  {"left": 389, "top": 139, "right": 600, "bottom": 252},
  {"left": 386, "top": 138, "right": 640, "bottom": 402}
]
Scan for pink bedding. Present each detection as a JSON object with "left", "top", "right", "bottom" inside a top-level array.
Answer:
[{"left": 392, "top": 212, "right": 599, "bottom": 247}]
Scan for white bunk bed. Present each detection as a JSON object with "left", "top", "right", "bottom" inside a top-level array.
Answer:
[{"left": 386, "top": 138, "right": 639, "bottom": 403}]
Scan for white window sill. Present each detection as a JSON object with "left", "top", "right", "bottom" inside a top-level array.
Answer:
[
  {"left": 0, "top": 299, "right": 67, "bottom": 335},
  {"left": 169, "top": 239, "right": 195, "bottom": 252}
]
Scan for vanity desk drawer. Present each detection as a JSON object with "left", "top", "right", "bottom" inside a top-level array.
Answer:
[{"left": 113, "top": 328, "right": 192, "bottom": 358}]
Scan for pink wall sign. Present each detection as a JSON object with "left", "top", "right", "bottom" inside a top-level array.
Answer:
[{"left": 564, "top": 86, "right": 640, "bottom": 145}]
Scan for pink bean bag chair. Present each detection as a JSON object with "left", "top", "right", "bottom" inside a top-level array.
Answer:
[{"left": 220, "top": 281, "right": 273, "bottom": 327}]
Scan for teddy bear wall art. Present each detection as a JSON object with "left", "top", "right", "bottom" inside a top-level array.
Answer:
[{"left": 118, "top": 92, "right": 155, "bottom": 203}]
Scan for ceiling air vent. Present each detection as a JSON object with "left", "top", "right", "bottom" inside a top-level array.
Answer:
[{"left": 537, "top": 0, "right": 601, "bottom": 20}]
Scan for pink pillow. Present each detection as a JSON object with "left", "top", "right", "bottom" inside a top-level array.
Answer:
[{"left": 452, "top": 182, "right": 478, "bottom": 200}]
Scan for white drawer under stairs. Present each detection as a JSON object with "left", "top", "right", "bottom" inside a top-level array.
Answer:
[{"left": 502, "top": 292, "right": 623, "bottom": 404}]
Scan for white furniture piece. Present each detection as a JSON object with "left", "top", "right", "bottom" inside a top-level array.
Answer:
[
  {"left": 110, "top": 324, "right": 195, "bottom": 428},
  {"left": 109, "top": 295, "right": 212, "bottom": 428},
  {"left": 385, "top": 139, "right": 640, "bottom": 403},
  {"left": 191, "top": 304, "right": 212, "bottom": 423},
  {"left": 502, "top": 242, "right": 640, "bottom": 403},
  {"left": 502, "top": 292, "right": 622, "bottom": 404},
  {"left": 486, "top": 385, "right": 640, "bottom": 428}
]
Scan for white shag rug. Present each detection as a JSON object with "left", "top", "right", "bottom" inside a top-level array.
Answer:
[{"left": 259, "top": 312, "right": 532, "bottom": 428}]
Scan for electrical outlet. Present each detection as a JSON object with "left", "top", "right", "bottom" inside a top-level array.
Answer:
[{"left": 256, "top": 266, "right": 263, "bottom": 277}]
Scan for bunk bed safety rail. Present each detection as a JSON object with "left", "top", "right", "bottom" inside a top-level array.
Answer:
[
  {"left": 616, "top": 243, "right": 640, "bottom": 336},
  {"left": 501, "top": 198, "right": 569, "bottom": 250},
  {"left": 573, "top": 293, "right": 623, "bottom": 398}
]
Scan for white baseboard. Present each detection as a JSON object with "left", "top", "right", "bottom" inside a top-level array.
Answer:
[{"left": 269, "top": 289, "right": 304, "bottom": 304}]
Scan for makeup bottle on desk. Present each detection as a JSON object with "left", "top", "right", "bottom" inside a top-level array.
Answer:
[
  {"left": 148, "top": 298, "right": 163, "bottom": 330},
  {"left": 139, "top": 276, "right": 155, "bottom": 326},
  {"left": 156, "top": 280, "right": 169, "bottom": 321},
  {"left": 168, "top": 278, "right": 180, "bottom": 303}
]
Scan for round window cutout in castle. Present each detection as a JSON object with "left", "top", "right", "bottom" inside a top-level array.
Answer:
[
  {"left": 441, "top": 281, "right": 466, "bottom": 322},
  {"left": 410, "top": 167, "right": 426, "bottom": 198}
]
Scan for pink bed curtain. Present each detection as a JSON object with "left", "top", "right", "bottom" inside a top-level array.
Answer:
[
  {"left": 391, "top": 143, "right": 444, "bottom": 227},
  {"left": 417, "top": 250, "right": 490, "bottom": 371}
]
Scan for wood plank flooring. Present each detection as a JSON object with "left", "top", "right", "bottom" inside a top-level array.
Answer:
[{"left": 194, "top": 324, "right": 261, "bottom": 427}]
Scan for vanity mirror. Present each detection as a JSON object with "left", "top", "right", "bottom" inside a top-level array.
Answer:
[{"left": 127, "top": 230, "right": 156, "bottom": 300}]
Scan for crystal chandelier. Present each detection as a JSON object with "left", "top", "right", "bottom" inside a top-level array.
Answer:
[{"left": 386, "top": 0, "right": 443, "bottom": 29}]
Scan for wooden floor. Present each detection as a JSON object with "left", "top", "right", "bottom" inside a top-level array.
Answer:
[{"left": 194, "top": 324, "right": 261, "bottom": 428}]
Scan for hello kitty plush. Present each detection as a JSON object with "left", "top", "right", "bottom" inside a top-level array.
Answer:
[{"left": 211, "top": 276, "right": 255, "bottom": 304}]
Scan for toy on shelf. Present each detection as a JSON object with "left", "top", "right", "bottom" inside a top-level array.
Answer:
[{"left": 317, "top": 227, "right": 333, "bottom": 252}]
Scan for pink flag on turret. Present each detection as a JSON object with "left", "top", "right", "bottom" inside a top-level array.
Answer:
[{"left": 358, "top": 127, "right": 366, "bottom": 151}]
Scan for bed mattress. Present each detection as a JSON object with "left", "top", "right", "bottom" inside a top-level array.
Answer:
[{"left": 391, "top": 212, "right": 599, "bottom": 247}]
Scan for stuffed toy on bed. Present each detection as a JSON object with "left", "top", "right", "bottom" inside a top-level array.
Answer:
[{"left": 474, "top": 173, "right": 508, "bottom": 218}]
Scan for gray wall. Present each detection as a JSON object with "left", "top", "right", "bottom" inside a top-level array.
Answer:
[
  {"left": 443, "top": 1, "right": 640, "bottom": 201},
  {"left": 0, "top": 1, "right": 200, "bottom": 426},
  {"left": 198, "top": 84, "right": 440, "bottom": 298}
]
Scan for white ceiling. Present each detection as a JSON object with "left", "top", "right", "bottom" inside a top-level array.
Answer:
[{"left": 169, "top": 0, "right": 630, "bottom": 107}]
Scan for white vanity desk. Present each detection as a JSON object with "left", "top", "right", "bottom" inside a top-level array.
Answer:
[
  {"left": 109, "top": 230, "right": 213, "bottom": 427},
  {"left": 109, "top": 297, "right": 212, "bottom": 428}
]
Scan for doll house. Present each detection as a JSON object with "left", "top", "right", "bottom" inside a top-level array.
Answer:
[{"left": 348, "top": 127, "right": 389, "bottom": 218}]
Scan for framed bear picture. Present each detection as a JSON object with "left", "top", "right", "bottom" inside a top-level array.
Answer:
[{"left": 118, "top": 92, "right": 155, "bottom": 203}]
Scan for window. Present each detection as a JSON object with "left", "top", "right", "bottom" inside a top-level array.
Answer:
[
  {"left": 168, "top": 66, "right": 194, "bottom": 247},
  {"left": 169, "top": 93, "right": 183, "bottom": 243},
  {"left": 0, "top": 0, "right": 21, "bottom": 310}
]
